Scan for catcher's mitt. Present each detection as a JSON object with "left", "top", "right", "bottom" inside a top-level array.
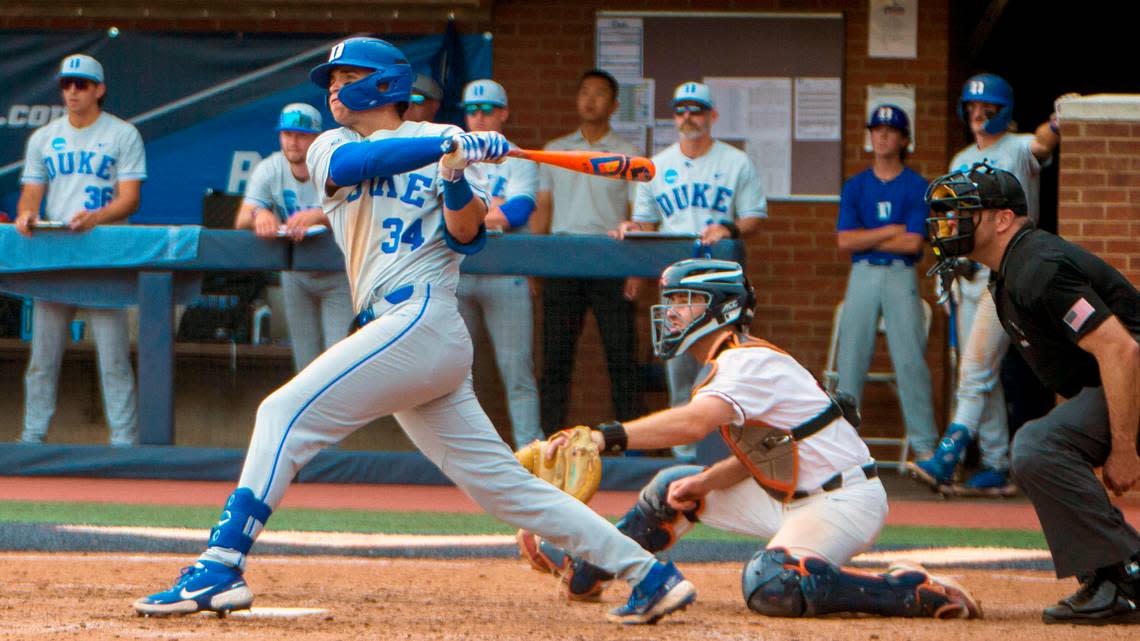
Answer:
[{"left": 515, "top": 425, "right": 601, "bottom": 503}]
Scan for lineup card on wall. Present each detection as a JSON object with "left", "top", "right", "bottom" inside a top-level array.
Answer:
[
  {"left": 705, "top": 77, "right": 792, "bottom": 198},
  {"left": 596, "top": 17, "right": 643, "bottom": 79}
]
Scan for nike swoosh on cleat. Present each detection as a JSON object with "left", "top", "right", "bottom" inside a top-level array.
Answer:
[{"left": 179, "top": 586, "right": 216, "bottom": 599}]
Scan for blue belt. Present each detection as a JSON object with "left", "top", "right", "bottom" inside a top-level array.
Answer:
[{"left": 352, "top": 283, "right": 416, "bottom": 330}]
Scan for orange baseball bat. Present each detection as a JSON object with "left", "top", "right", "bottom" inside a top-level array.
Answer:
[{"left": 507, "top": 148, "right": 655, "bottom": 182}]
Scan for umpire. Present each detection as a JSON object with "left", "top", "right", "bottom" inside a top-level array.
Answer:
[{"left": 926, "top": 162, "right": 1140, "bottom": 625}]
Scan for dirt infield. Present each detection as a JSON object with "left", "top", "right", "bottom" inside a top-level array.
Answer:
[{"left": 0, "top": 553, "right": 1135, "bottom": 641}]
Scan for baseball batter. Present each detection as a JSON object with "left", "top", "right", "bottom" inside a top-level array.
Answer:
[
  {"left": 617, "top": 81, "right": 766, "bottom": 460},
  {"left": 134, "top": 37, "right": 695, "bottom": 626},
  {"left": 519, "top": 259, "right": 980, "bottom": 620},
  {"left": 235, "top": 103, "right": 353, "bottom": 372},
  {"left": 455, "top": 79, "right": 543, "bottom": 448},
  {"left": 14, "top": 53, "right": 146, "bottom": 446}
]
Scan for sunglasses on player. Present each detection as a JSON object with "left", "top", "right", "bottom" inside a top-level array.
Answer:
[
  {"left": 674, "top": 104, "right": 709, "bottom": 115},
  {"left": 464, "top": 103, "right": 498, "bottom": 115},
  {"left": 59, "top": 78, "right": 94, "bottom": 91}
]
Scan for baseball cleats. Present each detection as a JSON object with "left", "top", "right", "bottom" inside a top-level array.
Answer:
[
  {"left": 888, "top": 561, "right": 982, "bottom": 619},
  {"left": 133, "top": 560, "right": 252, "bottom": 617},
  {"left": 1043, "top": 570, "right": 1140, "bottom": 625},
  {"left": 607, "top": 560, "right": 696, "bottom": 625},
  {"left": 516, "top": 529, "right": 613, "bottom": 601},
  {"left": 907, "top": 423, "right": 972, "bottom": 490},
  {"left": 955, "top": 468, "right": 1017, "bottom": 497}
]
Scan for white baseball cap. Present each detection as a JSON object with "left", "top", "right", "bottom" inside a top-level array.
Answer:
[
  {"left": 277, "top": 103, "right": 322, "bottom": 134},
  {"left": 58, "top": 54, "right": 104, "bottom": 84},
  {"left": 462, "top": 79, "right": 508, "bottom": 108},
  {"left": 673, "top": 82, "right": 714, "bottom": 109},
  {"left": 410, "top": 73, "right": 443, "bottom": 103}
]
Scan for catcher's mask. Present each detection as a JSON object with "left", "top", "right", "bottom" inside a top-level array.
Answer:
[
  {"left": 924, "top": 162, "right": 1027, "bottom": 266},
  {"left": 651, "top": 259, "right": 755, "bottom": 360}
]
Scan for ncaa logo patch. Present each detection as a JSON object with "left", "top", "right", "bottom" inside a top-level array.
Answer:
[
  {"left": 51, "top": 137, "right": 66, "bottom": 151},
  {"left": 664, "top": 168, "right": 678, "bottom": 185}
]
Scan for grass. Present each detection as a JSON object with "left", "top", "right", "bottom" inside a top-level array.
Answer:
[{"left": 0, "top": 500, "right": 1048, "bottom": 549}]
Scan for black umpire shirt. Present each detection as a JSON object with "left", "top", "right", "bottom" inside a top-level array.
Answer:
[{"left": 989, "top": 223, "right": 1140, "bottom": 399}]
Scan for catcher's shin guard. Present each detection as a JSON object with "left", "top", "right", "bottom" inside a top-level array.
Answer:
[
  {"left": 742, "top": 549, "right": 981, "bottom": 619},
  {"left": 515, "top": 530, "right": 614, "bottom": 601},
  {"left": 616, "top": 465, "right": 704, "bottom": 552}
]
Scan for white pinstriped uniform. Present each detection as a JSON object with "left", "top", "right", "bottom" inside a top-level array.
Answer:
[{"left": 227, "top": 119, "right": 660, "bottom": 586}]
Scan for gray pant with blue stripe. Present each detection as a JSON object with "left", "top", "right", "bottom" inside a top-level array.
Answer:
[
  {"left": 836, "top": 261, "right": 937, "bottom": 455},
  {"left": 212, "top": 285, "right": 658, "bottom": 586}
]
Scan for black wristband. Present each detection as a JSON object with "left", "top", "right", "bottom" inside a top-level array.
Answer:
[
  {"left": 721, "top": 220, "right": 741, "bottom": 239},
  {"left": 597, "top": 421, "right": 628, "bottom": 453}
]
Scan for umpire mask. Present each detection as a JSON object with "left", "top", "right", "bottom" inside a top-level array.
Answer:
[{"left": 924, "top": 162, "right": 1028, "bottom": 263}]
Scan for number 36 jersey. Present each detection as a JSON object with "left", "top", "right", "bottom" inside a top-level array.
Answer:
[
  {"left": 20, "top": 112, "right": 147, "bottom": 223},
  {"left": 307, "top": 120, "right": 490, "bottom": 313}
]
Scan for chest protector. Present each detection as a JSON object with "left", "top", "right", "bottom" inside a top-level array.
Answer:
[{"left": 692, "top": 332, "right": 848, "bottom": 503}]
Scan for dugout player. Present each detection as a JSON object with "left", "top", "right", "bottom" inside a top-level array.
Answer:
[
  {"left": 532, "top": 69, "right": 642, "bottom": 435},
  {"left": 614, "top": 81, "right": 767, "bottom": 460},
  {"left": 926, "top": 162, "right": 1139, "bottom": 624},
  {"left": 404, "top": 73, "right": 442, "bottom": 122},
  {"left": 14, "top": 54, "right": 145, "bottom": 446},
  {"left": 455, "top": 79, "right": 543, "bottom": 448},
  {"left": 518, "top": 259, "right": 981, "bottom": 620},
  {"left": 134, "top": 37, "right": 695, "bottom": 626},
  {"left": 834, "top": 105, "right": 937, "bottom": 462},
  {"left": 234, "top": 103, "right": 353, "bottom": 372},
  {"left": 910, "top": 74, "right": 1062, "bottom": 494}
]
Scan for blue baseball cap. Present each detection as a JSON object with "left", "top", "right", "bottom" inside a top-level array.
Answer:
[
  {"left": 277, "top": 103, "right": 322, "bottom": 134},
  {"left": 58, "top": 54, "right": 104, "bottom": 84},
  {"left": 462, "top": 79, "right": 508, "bottom": 108},
  {"left": 673, "top": 82, "right": 714, "bottom": 109},
  {"left": 867, "top": 104, "right": 910, "bottom": 135}
]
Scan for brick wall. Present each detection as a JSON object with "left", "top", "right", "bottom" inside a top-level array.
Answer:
[
  {"left": 4, "top": 0, "right": 957, "bottom": 446},
  {"left": 1056, "top": 98, "right": 1140, "bottom": 286}
]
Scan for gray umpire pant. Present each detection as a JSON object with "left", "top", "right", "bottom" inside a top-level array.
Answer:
[
  {"left": 836, "top": 260, "right": 937, "bottom": 455},
  {"left": 458, "top": 273, "right": 543, "bottom": 448},
  {"left": 1011, "top": 384, "right": 1140, "bottom": 578},
  {"left": 280, "top": 271, "right": 354, "bottom": 373},
  {"left": 22, "top": 300, "right": 138, "bottom": 446}
]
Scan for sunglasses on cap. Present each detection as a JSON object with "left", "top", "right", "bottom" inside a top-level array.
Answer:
[
  {"left": 464, "top": 103, "right": 498, "bottom": 115},
  {"left": 673, "top": 104, "right": 708, "bottom": 115},
  {"left": 59, "top": 78, "right": 93, "bottom": 91}
]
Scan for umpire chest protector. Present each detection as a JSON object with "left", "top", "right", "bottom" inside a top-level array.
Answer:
[{"left": 692, "top": 333, "right": 848, "bottom": 503}]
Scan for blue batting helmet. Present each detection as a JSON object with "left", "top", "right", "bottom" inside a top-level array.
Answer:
[
  {"left": 309, "top": 37, "right": 412, "bottom": 111},
  {"left": 959, "top": 73, "right": 1014, "bottom": 135},
  {"left": 867, "top": 104, "right": 909, "bottom": 136}
]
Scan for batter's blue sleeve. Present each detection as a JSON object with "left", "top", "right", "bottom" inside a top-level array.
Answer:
[
  {"left": 499, "top": 195, "right": 535, "bottom": 228},
  {"left": 329, "top": 136, "right": 450, "bottom": 186}
]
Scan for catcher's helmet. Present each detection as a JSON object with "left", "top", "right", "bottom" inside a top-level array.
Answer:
[
  {"left": 651, "top": 259, "right": 755, "bottom": 360},
  {"left": 959, "top": 73, "right": 1014, "bottom": 135},
  {"left": 867, "top": 103, "right": 909, "bottom": 136},
  {"left": 924, "top": 162, "right": 1027, "bottom": 262},
  {"left": 310, "top": 37, "right": 412, "bottom": 111}
]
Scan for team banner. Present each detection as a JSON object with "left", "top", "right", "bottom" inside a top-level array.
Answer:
[{"left": 0, "top": 29, "right": 492, "bottom": 225}]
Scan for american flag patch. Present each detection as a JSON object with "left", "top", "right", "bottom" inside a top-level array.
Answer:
[{"left": 1063, "top": 297, "right": 1095, "bottom": 333}]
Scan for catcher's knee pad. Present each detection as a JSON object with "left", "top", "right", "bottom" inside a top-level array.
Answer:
[
  {"left": 741, "top": 548, "right": 808, "bottom": 617},
  {"left": 207, "top": 488, "right": 272, "bottom": 555},
  {"left": 616, "top": 465, "right": 704, "bottom": 552}
]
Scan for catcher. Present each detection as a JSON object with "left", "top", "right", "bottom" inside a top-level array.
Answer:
[{"left": 516, "top": 258, "right": 982, "bottom": 619}]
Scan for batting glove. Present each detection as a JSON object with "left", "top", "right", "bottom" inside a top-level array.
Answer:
[{"left": 451, "top": 131, "right": 511, "bottom": 164}]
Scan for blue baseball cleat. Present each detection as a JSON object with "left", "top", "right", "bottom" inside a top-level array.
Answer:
[
  {"left": 607, "top": 560, "right": 696, "bottom": 625},
  {"left": 906, "top": 423, "right": 972, "bottom": 489},
  {"left": 133, "top": 560, "right": 253, "bottom": 617}
]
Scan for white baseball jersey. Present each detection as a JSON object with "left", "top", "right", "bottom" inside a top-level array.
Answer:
[
  {"left": 950, "top": 133, "right": 1046, "bottom": 223},
  {"left": 634, "top": 141, "right": 766, "bottom": 235},
  {"left": 695, "top": 344, "right": 871, "bottom": 491},
  {"left": 20, "top": 112, "right": 147, "bottom": 222},
  {"left": 307, "top": 120, "right": 490, "bottom": 312},
  {"left": 243, "top": 151, "right": 321, "bottom": 221},
  {"left": 485, "top": 156, "right": 537, "bottom": 204}
]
